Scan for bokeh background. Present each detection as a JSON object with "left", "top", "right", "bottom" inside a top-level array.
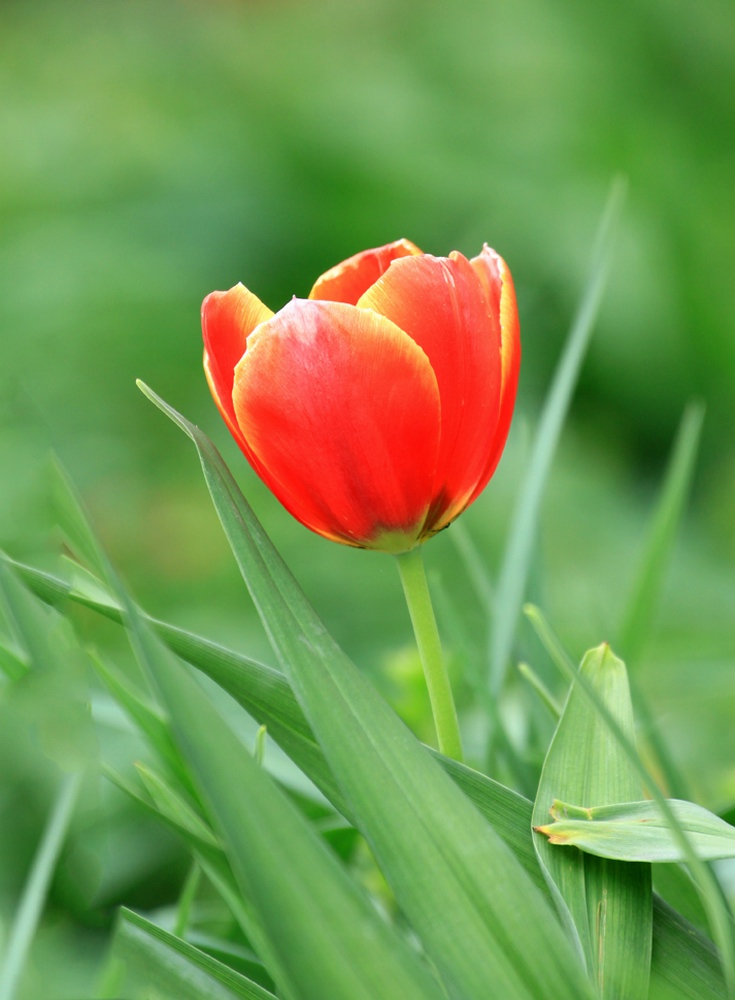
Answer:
[{"left": 1, "top": 0, "right": 735, "bottom": 995}]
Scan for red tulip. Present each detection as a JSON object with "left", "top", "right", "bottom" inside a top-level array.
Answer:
[{"left": 202, "top": 239, "right": 520, "bottom": 553}]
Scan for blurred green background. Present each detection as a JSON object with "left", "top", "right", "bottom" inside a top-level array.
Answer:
[{"left": 1, "top": 0, "right": 735, "bottom": 995}]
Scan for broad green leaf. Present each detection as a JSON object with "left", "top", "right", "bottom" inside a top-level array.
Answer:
[
  {"left": 115, "top": 906, "right": 275, "bottom": 1000},
  {"left": 0, "top": 774, "right": 82, "bottom": 1000},
  {"left": 140, "top": 382, "right": 598, "bottom": 1000},
  {"left": 538, "top": 798, "right": 735, "bottom": 862},
  {"left": 14, "top": 553, "right": 730, "bottom": 999},
  {"left": 533, "top": 643, "right": 652, "bottom": 998},
  {"left": 527, "top": 604, "right": 735, "bottom": 998},
  {"left": 489, "top": 178, "right": 626, "bottom": 695},
  {"left": 650, "top": 898, "right": 725, "bottom": 1000}
]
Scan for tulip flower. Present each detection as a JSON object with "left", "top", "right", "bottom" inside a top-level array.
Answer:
[
  {"left": 202, "top": 239, "right": 520, "bottom": 762},
  {"left": 202, "top": 239, "right": 520, "bottom": 555}
]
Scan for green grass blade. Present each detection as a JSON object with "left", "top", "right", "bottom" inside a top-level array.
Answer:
[
  {"left": 173, "top": 862, "right": 201, "bottom": 938},
  {"left": 0, "top": 773, "right": 82, "bottom": 1000},
  {"left": 91, "top": 652, "right": 196, "bottom": 796},
  {"left": 489, "top": 178, "right": 626, "bottom": 695},
  {"left": 115, "top": 907, "right": 275, "bottom": 1000},
  {"left": 533, "top": 643, "right": 652, "bottom": 998},
  {"left": 617, "top": 402, "right": 705, "bottom": 801},
  {"left": 449, "top": 521, "right": 494, "bottom": 612},
  {"left": 13, "top": 557, "right": 727, "bottom": 997},
  {"left": 539, "top": 799, "right": 735, "bottom": 862},
  {"left": 139, "top": 382, "right": 599, "bottom": 1000},
  {"left": 134, "top": 762, "right": 220, "bottom": 849},
  {"left": 619, "top": 401, "right": 705, "bottom": 664},
  {"left": 526, "top": 604, "right": 735, "bottom": 998}
]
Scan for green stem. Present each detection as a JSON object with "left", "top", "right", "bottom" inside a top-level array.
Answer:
[{"left": 395, "top": 548, "right": 463, "bottom": 762}]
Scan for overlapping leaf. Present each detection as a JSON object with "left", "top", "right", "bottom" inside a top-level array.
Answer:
[
  {"left": 532, "top": 643, "right": 652, "bottom": 998},
  {"left": 13, "top": 554, "right": 728, "bottom": 998}
]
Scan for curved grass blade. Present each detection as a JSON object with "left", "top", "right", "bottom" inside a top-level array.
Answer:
[
  {"left": 115, "top": 907, "right": 275, "bottom": 1000},
  {"left": 532, "top": 643, "right": 652, "bottom": 998},
  {"left": 618, "top": 401, "right": 705, "bottom": 800},
  {"left": 619, "top": 401, "right": 705, "bottom": 665},
  {"left": 138, "top": 381, "right": 596, "bottom": 1000},
  {"left": 488, "top": 177, "right": 626, "bottom": 696},
  {"left": 526, "top": 604, "right": 735, "bottom": 998},
  {"left": 15, "top": 553, "right": 730, "bottom": 998}
]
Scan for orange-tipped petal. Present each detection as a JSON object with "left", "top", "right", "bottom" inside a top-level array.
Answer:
[
  {"left": 358, "top": 252, "right": 502, "bottom": 528},
  {"left": 308, "top": 239, "right": 422, "bottom": 305},
  {"left": 468, "top": 246, "right": 521, "bottom": 503},
  {"left": 232, "top": 299, "right": 440, "bottom": 550},
  {"left": 202, "top": 284, "right": 273, "bottom": 447}
]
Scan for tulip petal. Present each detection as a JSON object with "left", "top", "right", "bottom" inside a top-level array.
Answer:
[
  {"left": 232, "top": 300, "right": 441, "bottom": 549},
  {"left": 468, "top": 247, "right": 521, "bottom": 503},
  {"left": 308, "top": 239, "right": 422, "bottom": 305},
  {"left": 358, "top": 252, "right": 502, "bottom": 528},
  {"left": 202, "top": 284, "right": 274, "bottom": 449}
]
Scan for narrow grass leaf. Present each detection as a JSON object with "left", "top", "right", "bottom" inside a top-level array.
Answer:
[
  {"left": 618, "top": 402, "right": 705, "bottom": 801},
  {"left": 0, "top": 773, "right": 82, "bottom": 1000},
  {"left": 449, "top": 521, "right": 494, "bottom": 612},
  {"left": 489, "top": 177, "right": 626, "bottom": 695},
  {"left": 533, "top": 643, "right": 652, "bottom": 998},
  {"left": 91, "top": 653, "right": 195, "bottom": 796},
  {"left": 17, "top": 556, "right": 729, "bottom": 998},
  {"left": 134, "top": 761, "right": 220, "bottom": 849},
  {"left": 0, "top": 640, "right": 28, "bottom": 681},
  {"left": 115, "top": 907, "right": 275, "bottom": 1000},
  {"left": 619, "top": 401, "right": 705, "bottom": 664}
]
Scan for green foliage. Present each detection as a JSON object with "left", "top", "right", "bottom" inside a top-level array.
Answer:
[
  {"left": 532, "top": 643, "right": 652, "bottom": 998},
  {"left": 539, "top": 799, "right": 735, "bottom": 863}
]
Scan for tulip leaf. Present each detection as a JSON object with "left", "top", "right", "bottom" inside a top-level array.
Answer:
[
  {"left": 532, "top": 643, "right": 653, "bottom": 999},
  {"left": 537, "top": 798, "right": 735, "bottom": 863},
  {"left": 12, "top": 554, "right": 730, "bottom": 1000},
  {"left": 138, "top": 383, "right": 610, "bottom": 1000},
  {"left": 489, "top": 177, "right": 626, "bottom": 696},
  {"left": 114, "top": 906, "right": 275, "bottom": 1000},
  {"left": 53, "top": 472, "right": 449, "bottom": 1000},
  {"left": 129, "top": 631, "right": 449, "bottom": 1000}
]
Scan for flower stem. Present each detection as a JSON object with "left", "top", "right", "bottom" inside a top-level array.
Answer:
[{"left": 395, "top": 548, "right": 463, "bottom": 762}]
